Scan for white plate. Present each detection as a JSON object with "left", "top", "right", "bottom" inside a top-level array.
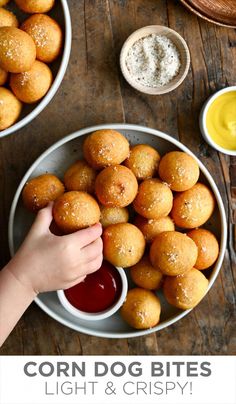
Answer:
[
  {"left": 8, "top": 124, "right": 227, "bottom": 338},
  {"left": 0, "top": 0, "right": 72, "bottom": 138}
]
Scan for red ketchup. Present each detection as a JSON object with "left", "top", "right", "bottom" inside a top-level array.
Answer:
[{"left": 65, "top": 261, "right": 122, "bottom": 313}]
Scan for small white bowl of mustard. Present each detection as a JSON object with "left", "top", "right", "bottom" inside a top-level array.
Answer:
[{"left": 200, "top": 86, "right": 236, "bottom": 156}]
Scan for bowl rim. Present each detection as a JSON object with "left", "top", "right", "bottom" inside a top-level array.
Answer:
[
  {"left": 120, "top": 25, "right": 191, "bottom": 95},
  {"left": 8, "top": 123, "right": 227, "bottom": 338},
  {"left": 0, "top": 0, "right": 72, "bottom": 139},
  {"left": 179, "top": 0, "right": 236, "bottom": 29},
  {"left": 199, "top": 86, "right": 236, "bottom": 156},
  {"left": 57, "top": 266, "right": 128, "bottom": 321}
]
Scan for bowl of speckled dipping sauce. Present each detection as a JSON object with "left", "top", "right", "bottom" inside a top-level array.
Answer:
[{"left": 120, "top": 25, "right": 190, "bottom": 95}]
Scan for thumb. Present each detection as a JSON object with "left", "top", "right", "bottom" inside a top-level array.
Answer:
[{"left": 29, "top": 202, "right": 54, "bottom": 236}]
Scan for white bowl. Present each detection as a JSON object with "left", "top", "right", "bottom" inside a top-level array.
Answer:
[
  {"left": 0, "top": 0, "right": 72, "bottom": 138},
  {"left": 8, "top": 123, "right": 227, "bottom": 338},
  {"left": 120, "top": 25, "right": 190, "bottom": 95},
  {"left": 199, "top": 86, "right": 236, "bottom": 156},
  {"left": 57, "top": 267, "right": 128, "bottom": 321}
]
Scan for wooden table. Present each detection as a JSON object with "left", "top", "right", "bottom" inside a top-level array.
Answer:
[{"left": 0, "top": 0, "right": 235, "bottom": 355}]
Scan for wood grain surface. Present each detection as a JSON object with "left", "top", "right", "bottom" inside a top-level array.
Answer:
[{"left": 0, "top": 0, "right": 235, "bottom": 355}]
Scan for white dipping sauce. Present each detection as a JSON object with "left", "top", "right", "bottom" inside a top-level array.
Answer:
[{"left": 125, "top": 34, "right": 181, "bottom": 87}]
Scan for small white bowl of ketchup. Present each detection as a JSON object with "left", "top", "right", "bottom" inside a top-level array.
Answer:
[{"left": 57, "top": 261, "right": 128, "bottom": 321}]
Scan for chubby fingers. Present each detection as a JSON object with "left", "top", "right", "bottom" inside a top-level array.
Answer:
[
  {"left": 81, "top": 236, "right": 103, "bottom": 261},
  {"left": 29, "top": 202, "right": 53, "bottom": 235},
  {"left": 67, "top": 223, "right": 102, "bottom": 248},
  {"left": 64, "top": 253, "right": 103, "bottom": 289},
  {"left": 86, "top": 254, "right": 103, "bottom": 274},
  {"left": 65, "top": 249, "right": 103, "bottom": 289},
  {"left": 64, "top": 275, "right": 87, "bottom": 290}
]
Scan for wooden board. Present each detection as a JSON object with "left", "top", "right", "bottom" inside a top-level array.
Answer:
[
  {"left": 179, "top": 0, "right": 236, "bottom": 27},
  {"left": 0, "top": 0, "right": 235, "bottom": 355}
]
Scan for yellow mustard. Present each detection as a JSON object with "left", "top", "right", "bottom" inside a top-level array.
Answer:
[{"left": 206, "top": 91, "right": 236, "bottom": 151}]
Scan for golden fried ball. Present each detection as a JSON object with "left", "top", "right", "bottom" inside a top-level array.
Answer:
[
  {"left": 150, "top": 231, "right": 198, "bottom": 276},
  {"left": 0, "top": 0, "right": 10, "bottom": 6},
  {"left": 10, "top": 60, "right": 53, "bottom": 103},
  {"left": 133, "top": 179, "right": 173, "bottom": 220},
  {"left": 15, "top": 0, "right": 55, "bottom": 13},
  {"left": 95, "top": 165, "right": 138, "bottom": 207},
  {"left": 187, "top": 228, "right": 219, "bottom": 270},
  {"left": 103, "top": 223, "right": 145, "bottom": 268},
  {"left": 0, "top": 8, "right": 18, "bottom": 28},
  {"left": 0, "top": 87, "right": 22, "bottom": 130},
  {"left": 53, "top": 191, "right": 100, "bottom": 234},
  {"left": 21, "top": 14, "right": 63, "bottom": 63},
  {"left": 64, "top": 159, "right": 97, "bottom": 194},
  {"left": 83, "top": 129, "right": 130, "bottom": 169},
  {"left": 134, "top": 215, "right": 175, "bottom": 243},
  {"left": 22, "top": 173, "right": 64, "bottom": 212},
  {"left": 121, "top": 288, "right": 161, "bottom": 329},
  {"left": 130, "top": 255, "right": 163, "bottom": 290},
  {"left": 0, "top": 27, "right": 36, "bottom": 73},
  {"left": 0, "top": 67, "right": 7, "bottom": 85},
  {"left": 124, "top": 144, "right": 160, "bottom": 180},
  {"left": 171, "top": 183, "right": 215, "bottom": 229},
  {"left": 100, "top": 206, "right": 129, "bottom": 228},
  {"left": 158, "top": 151, "right": 200, "bottom": 192},
  {"left": 163, "top": 268, "right": 209, "bottom": 309}
]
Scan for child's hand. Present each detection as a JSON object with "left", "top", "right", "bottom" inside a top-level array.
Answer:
[{"left": 7, "top": 203, "right": 103, "bottom": 295}]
